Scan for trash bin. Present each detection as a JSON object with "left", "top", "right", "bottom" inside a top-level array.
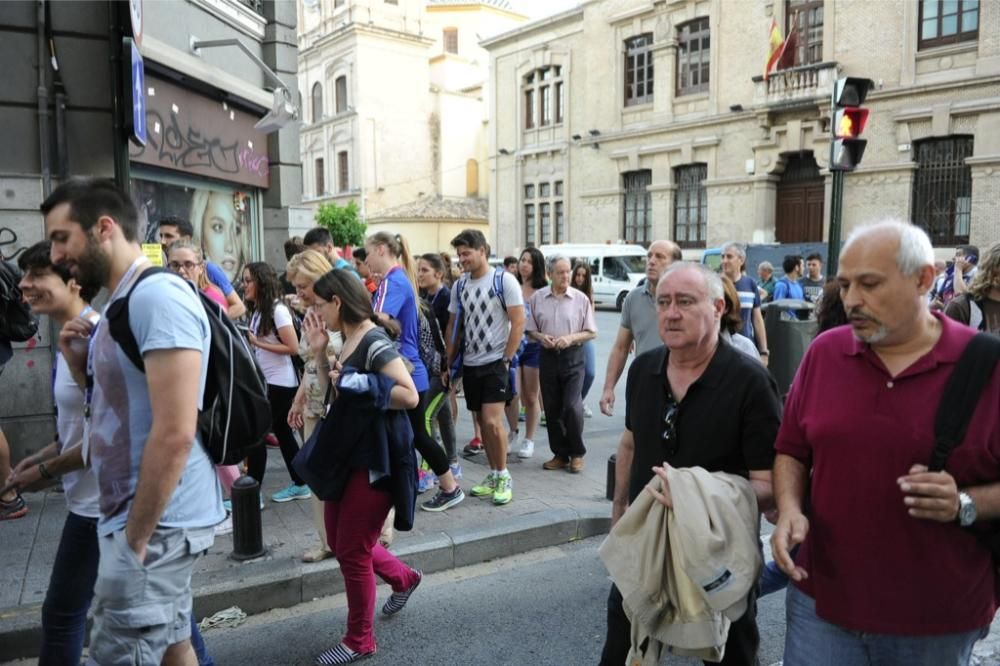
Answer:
[{"left": 762, "top": 299, "right": 816, "bottom": 396}]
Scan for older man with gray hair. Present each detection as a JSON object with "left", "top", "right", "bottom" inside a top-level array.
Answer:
[
  {"left": 772, "top": 221, "right": 1000, "bottom": 665},
  {"left": 600, "top": 261, "right": 781, "bottom": 666},
  {"left": 525, "top": 254, "right": 597, "bottom": 472},
  {"left": 721, "top": 242, "right": 769, "bottom": 364}
]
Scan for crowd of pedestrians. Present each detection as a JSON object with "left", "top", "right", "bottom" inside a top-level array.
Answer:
[{"left": 1, "top": 175, "right": 998, "bottom": 665}]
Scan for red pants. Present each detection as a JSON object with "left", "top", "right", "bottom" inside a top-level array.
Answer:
[{"left": 324, "top": 469, "right": 419, "bottom": 653}]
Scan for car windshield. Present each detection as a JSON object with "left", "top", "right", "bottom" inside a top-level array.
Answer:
[{"left": 616, "top": 255, "right": 646, "bottom": 273}]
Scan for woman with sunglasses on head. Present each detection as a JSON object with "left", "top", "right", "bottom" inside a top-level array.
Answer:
[
  {"left": 310, "top": 270, "right": 422, "bottom": 665},
  {"left": 513, "top": 247, "right": 547, "bottom": 458},
  {"left": 242, "top": 262, "right": 310, "bottom": 505},
  {"left": 572, "top": 261, "right": 597, "bottom": 418},
  {"left": 285, "top": 249, "right": 343, "bottom": 562},
  {"left": 364, "top": 232, "right": 464, "bottom": 512}
]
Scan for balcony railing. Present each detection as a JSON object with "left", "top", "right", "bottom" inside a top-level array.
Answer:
[{"left": 752, "top": 61, "right": 839, "bottom": 108}]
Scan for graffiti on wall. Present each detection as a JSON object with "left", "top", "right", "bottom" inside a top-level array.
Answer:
[
  {"left": 137, "top": 108, "right": 270, "bottom": 182},
  {"left": 131, "top": 178, "right": 256, "bottom": 286},
  {"left": 0, "top": 227, "right": 27, "bottom": 262},
  {"left": 129, "top": 74, "right": 270, "bottom": 189}
]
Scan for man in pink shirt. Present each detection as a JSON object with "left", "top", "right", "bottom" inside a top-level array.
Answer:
[
  {"left": 526, "top": 255, "right": 597, "bottom": 473},
  {"left": 771, "top": 220, "right": 1000, "bottom": 665}
]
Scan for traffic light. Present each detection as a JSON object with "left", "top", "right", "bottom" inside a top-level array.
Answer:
[{"left": 829, "top": 77, "right": 874, "bottom": 171}]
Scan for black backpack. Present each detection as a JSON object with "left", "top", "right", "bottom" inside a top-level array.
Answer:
[
  {"left": 0, "top": 260, "right": 39, "bottom": 343},
  {"left": 106, "top": 267, "right": 272, "bottom": 465}
]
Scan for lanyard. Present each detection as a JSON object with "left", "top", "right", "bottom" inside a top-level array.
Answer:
[{"left": 84, "top": 257, "right": 148, "bottom": 419}]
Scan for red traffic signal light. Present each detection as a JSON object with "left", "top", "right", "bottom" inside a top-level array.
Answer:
[{"left": 834, "top": 108, "right": 869, "bottom": 138}]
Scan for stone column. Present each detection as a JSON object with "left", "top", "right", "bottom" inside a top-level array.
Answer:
[{"left": 262, "top": 0, "right": 303, "bottom": 269}]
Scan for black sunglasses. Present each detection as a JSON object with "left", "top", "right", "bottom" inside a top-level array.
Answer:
[{"left": 662, "top": 398, "right": 679, "bottom": 454}]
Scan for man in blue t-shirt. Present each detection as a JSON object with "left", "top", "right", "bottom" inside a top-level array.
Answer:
[
  {"left": 774, "top": 255, "right": 805, "bottom": 301},
  {"left": 158, "top": 215, "right": 246, "bottom": 319},
  {"left": 44, "top": 178, "right": 223, "bottom": 665},
  {"left": 721, "top": 242, "right": 770, "bottom": 366},
  {"left": 304, "top": 226, "right": 360, "bottom": 278}
]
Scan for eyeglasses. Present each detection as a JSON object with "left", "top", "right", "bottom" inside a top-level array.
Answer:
[
  {"left": 662, "top": 398, "right": 679, "bottom": 454},
  {"left": 168, "top": 261, "right": 200, "bottom": 272}
]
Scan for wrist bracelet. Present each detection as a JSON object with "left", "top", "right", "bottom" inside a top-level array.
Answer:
[
  {"left": 38, "top": 462, "right": 55, "bottom": 480},
  {"left": 759, "top": 350, "right": 770, "bottom": 356}
]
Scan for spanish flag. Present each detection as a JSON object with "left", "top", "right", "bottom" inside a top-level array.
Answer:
[{"left": 764, "top": 18, "right": 783, "bottom": 79}]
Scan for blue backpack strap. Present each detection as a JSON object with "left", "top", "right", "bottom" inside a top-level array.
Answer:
[{"left": 493, "top": 267, "right": 510, "bottom": 311}]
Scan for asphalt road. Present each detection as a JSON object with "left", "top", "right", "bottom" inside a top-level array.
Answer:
[{"left": 199, "top": 535, "right": 789, "bottom": 666}]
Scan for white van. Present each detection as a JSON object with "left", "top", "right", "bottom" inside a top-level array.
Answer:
[{"left": 538, "top": 243, "right": 647, "bottom": 310}]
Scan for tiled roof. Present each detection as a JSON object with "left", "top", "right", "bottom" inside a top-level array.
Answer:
[{"left": 369, "top": 195, "right": 488, "bottom": 221}]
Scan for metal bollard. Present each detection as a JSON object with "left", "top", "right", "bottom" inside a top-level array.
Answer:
[
  {"left": 605, "top": 454, "right": 616, "bottom": 502},
  {"left": 230, "top": 475, "right": 265, "bottom": 560}
]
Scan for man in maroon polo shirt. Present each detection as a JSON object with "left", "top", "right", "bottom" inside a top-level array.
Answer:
[{"left": 771, "top": 220, "right": 1000, "bottom": 665}]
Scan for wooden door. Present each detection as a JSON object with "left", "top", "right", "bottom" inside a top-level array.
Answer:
[{"left": 776, "top": 154, "right": 824, "bottom": 243}]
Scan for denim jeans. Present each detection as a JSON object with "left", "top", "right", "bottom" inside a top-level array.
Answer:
[
  {"left": 784, "top": 584, "right": 988, "bottom": 666},
  {"left": 41, "top": 512, "right": 213, "bottom": 666},
  {"left": 40, "top": 512, "right": 100, "bottom": 665}
]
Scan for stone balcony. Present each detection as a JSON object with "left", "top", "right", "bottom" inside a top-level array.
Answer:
[{"left": 752, "top": 61, "right": 840, "bottom": 110}]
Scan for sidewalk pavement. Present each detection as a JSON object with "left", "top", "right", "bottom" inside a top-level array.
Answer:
[{"left": 0, "top": 410, "right": 625, "bottom": 663}]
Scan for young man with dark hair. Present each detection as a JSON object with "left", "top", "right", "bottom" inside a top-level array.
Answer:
[
  {"left": 503, "top": 256, "right": 518, "bottom": 275},
  {"left": 446, "top": 229, "right": 525, "bottom": 505},
  {"left": 774, "top": 255, "right": 805, "bottom": 301},
  {"left": 801, "top": 253, "right": 825, "bottom": 304},
  {"left": 43, "top": 177, "right": 223, "bottom": 666},
  {"left": 303, "top": 226, "right": 358, "bottom": 277},
  {"left": 158, "top": 215, "right": 246, "bottom": 318}
]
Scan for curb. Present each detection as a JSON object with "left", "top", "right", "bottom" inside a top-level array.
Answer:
[{"left": 0, "top": 506, "right": 610, "bottom": 662}]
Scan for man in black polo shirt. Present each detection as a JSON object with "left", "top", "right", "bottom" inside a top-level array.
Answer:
[{"left": 599, "top": 262, "right": 781, "bottom": 666}]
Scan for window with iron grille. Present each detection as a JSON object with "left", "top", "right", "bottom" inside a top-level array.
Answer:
[
  {"left": 525, "top": 204, "right": 536, "bottom": 247},
  {"left": 919, "top": 0, "right": 978, "bottom": 50},
  {"left": 540, "top": 203, "right": 552, "bottom": 244},
  {"left": 444, "top": 28, "right": 459, "bottom": 54},
  {"left": 555, "top": 200, "right": 565, "bottom": 242},
  {"left": 912, "top": 136, "right": 973, "bottom": 246},
  {"left": 315, "top": 158, "right": 325, "bottom": 196},
  {"left": 673, "top": 164, "right": 707, "bottom": 249},
  {"left": 622, "top": 170, "right": 652, "bottom": 245},
  {"left": 786, "top": 0, "right": 824, "bottom": 65},
  {"left": 523, "top": 66, "right": 564, "bottom": 130},
  {"left": 677, "top": 18, "right": 710, "bottom": 96},
  {"left": 624, "top": 34, "right": 654, "bottom": 107},
  {"left": 338, "top": 151, "right": 349, "bottom": 193},
  {"left": 335, "top": 76, "right": 348, "bottom": 114},
  {"left": 311, "top": 82, "right": 323, "bottom": 122}
]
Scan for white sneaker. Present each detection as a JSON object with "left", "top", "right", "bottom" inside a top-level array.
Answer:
[
  {"left": 583, "top": 405, "right": 593, "bottom": 418},
  {"left": 507, "top": 430, "right": 520, "bottom": 447},
  {"left": 517, "top": 439, "right": 535, "bottom": 459},
  {"left": 214, "top": 515, "right": 233, "bottom": 536}
]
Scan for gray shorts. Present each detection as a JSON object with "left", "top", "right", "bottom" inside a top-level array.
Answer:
[{"left": 89, "top": 526, "right": 214, "bottom": 665}]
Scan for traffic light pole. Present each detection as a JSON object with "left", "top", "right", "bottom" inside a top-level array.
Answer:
[{"left": 828, "top": 166, "right": 844, "bottom": 276}]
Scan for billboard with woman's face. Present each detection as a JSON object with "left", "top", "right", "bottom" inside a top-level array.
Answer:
[{"left": 132, "top": 176, "right": 257, "bottom": 286}]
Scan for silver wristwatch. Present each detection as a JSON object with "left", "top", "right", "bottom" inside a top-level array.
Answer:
[{"left": 957, "top": 491, "right": 977, "bottom": 527}]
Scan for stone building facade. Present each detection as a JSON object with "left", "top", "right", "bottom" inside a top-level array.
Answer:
[
  {"left": 297, "top": 0, "right": 527, "bottom": 253},
  {"left": 483, "top": 0, "right": 1000, "bottom": 257}
]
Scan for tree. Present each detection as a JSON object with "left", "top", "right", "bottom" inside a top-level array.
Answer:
[{"left": 314, "top": 201, "right": 366, "bottom": 247}]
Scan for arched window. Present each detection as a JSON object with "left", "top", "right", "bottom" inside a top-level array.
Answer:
[
  {"left": 311, "top": 82, "right": 323, "bottom": 122},
  {"left": 335, "top": 75, "right": 348, "bottom": 113}
]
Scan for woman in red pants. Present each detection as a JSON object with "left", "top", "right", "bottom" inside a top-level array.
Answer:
[{"left": 311, "top": 269, "right": 422, "bottom": 665}]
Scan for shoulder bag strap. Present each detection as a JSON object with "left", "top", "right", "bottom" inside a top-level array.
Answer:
[{"left": 929, "top": 333, "right": 1000, "bottom": 471}]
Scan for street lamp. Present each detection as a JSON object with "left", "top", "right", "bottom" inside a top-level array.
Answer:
[{"left": 190, "top": 38, "right": 299, "bottom": 133}]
